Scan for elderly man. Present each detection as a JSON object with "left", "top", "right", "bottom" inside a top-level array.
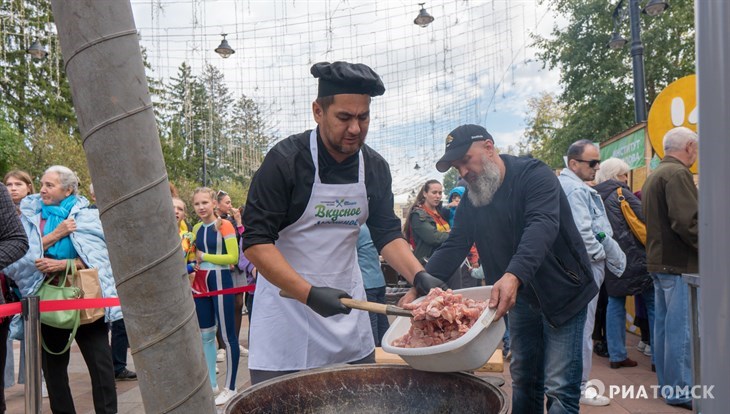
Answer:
[
  {"left": 642, "top": 126, "right": 698, "bottom": 410},
  {"left": 559, "top": 140, "right": 626, "bottom": 406},
  {"left": 242, "top": 61, "right": 446, "bottom": 385},
  {"left": 422, "top": 124, "right": 598, "bottom": 413}
]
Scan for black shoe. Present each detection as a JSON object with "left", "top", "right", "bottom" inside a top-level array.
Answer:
[
  {"left": 593, "top": 341, "right": 609, "bottom": 358},
  {"left": 115, "top": 368, "right": 137, "bottom": 381},
  {"left": 610, "top": 358, "right": 638, "bottom": 369}
]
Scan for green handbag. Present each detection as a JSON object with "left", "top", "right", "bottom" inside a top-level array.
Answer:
[{"left": 38, "top": 259, "right": 81, "bottom": 355}]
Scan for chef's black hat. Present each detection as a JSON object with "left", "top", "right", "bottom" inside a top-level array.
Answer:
[{"left": 311, "top": 61, "right": 385, "bottom": 98}]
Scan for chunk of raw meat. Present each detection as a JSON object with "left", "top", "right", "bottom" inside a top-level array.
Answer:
[{"left": 391, "top": 288, "right": 488, "bottom": 348}]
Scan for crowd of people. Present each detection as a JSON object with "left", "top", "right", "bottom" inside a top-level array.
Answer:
[
  {"left": 0, "top": 59, "right": 699, "bottom": 413},
  {"left": 406, "top": 124, "right": 696, "bottom": 412},
  {"left": 0, "top": 168, "right": 258, "bottom": 410}
]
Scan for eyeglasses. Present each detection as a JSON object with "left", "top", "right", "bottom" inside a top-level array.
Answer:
[
  {"left": 216, "top": 189, "right": 228, "bottom": 198},
  {"left": 574, "top": 159, "right": 601, "bottom": 168}
]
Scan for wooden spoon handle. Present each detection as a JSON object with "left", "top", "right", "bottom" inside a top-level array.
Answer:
[
  {"left": 279, "top": 290, "right": 412, "bottom": 317},
  {"left": 340, "top": 298, "right": 389, "bottom": 315}
]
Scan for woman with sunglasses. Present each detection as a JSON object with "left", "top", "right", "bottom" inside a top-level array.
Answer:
[
  {"left": 214, "top": 190, "right": 248, "bottom": 362},
  {"left": 559, "top": 140, "right": 626, "bottom": 406},
  {"left": 191, "top": 188, "right": 240, "bottom": 405}
]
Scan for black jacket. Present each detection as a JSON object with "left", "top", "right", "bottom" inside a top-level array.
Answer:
[
  {"left": 594, "top": 180, "right": 653, "bottom": 297},
  {"left": 425, "top": 155, "right": 597, "bottom": 327}
]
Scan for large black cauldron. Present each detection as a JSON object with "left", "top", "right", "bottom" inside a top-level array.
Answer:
[{"left": 225, "top": 364, "right": 508, "bottom": 414}]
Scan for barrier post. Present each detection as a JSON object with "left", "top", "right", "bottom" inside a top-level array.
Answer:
[{"left": 22, "top": 296, "right": 42, "bottom": 414}]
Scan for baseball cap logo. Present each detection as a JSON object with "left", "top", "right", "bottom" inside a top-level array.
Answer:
[{"left": 445, "top": 134, "right": 455, "bottom": 148}]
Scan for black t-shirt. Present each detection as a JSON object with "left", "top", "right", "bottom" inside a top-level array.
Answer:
[{"left": 242, "top": 128, "right": 403, "bottom": 252}]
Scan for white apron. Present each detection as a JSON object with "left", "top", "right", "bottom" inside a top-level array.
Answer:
[{"left": 248, "top": 129, "right": 374, "bottom": 371}]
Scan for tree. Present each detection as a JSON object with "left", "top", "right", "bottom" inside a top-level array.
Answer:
[
  {"left": 0, "top": 0, "right": 75, "bottom": 135},
  {"left": 160, "top": 62, "right": 207, "bottom": 184},
  {"left": 0, "top": 117, "right": 24, "bottom": 174},
  {"left": 533, "top": 0, "right": 695, "bottom": 156},
  {"left": 14, "top": 122, "right": 91, "bottom": 193},
  {"left": 200, "top": 64, "right": 234, "bottom": 183},
  {"left": 230, "top": 93, "right": 273, "bottom": 183},
  {"left": 442, "top": 168, "right": 459, "bottom": 194},
  {"left": 521, "top": 92, "right": 565, "bottom": 167}
]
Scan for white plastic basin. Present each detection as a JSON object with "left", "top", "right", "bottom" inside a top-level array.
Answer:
[{"left": 381, "top": 285, "right": 506, "bottom": 372}]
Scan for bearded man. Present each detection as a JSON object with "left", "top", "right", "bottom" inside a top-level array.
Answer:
[{"left": 417, "top": 124, "right": 599, "bottom": 413}]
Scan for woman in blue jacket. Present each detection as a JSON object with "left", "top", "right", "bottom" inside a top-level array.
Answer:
[{"left": 3, "top": 165, "right": 119, "bottom": 414}]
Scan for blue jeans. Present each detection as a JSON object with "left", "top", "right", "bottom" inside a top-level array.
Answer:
[
  {"left": 5, "top": 331, "right": 26, "bottom": 386},
  {"left": 652, "top": 273, "right": 692, "bottom": 405},
  {"left": 510, "top": 296, "right": 586, "bottom": 414},
  {"left": 502, "top": 314, "right": 510, "bottom": 356},
  {"left": 582, "top": 261, "right": 605, "bottom": 385},
  {"left": 365, "top": 287, "right": 389, "bottom": 347},
  {"left": 607, "top": 287, "right": 655, "bottom": 363}
]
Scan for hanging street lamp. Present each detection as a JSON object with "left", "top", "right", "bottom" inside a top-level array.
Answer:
[
  {"left": 214, "top": 34, "right": 235, "bottom": 58},
  {"left": 414, "top": 3, "right": 434, "bottom": 28},
  {"left": 26, "top": 40, "right": 48, "bottom": 60}
]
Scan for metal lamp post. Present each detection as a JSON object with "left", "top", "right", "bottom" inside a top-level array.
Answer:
[{"left": 608, "top": 0, "right": 669, "bottom": 124}]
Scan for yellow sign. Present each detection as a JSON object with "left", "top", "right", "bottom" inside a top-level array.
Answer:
[{"left": 647, "top": 74, "right": 698, "bottom": 173}]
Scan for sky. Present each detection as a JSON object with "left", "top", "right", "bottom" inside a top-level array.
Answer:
[{"left": 130, "top": 0, "right": 564, "bottom": 195}]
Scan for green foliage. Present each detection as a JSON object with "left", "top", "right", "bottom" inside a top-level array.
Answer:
[
  {"left": 532, "top": 0, "right": 695, "bottom": 167},
  {"left": 158, "top": 62, "right": 275, "bottom": 189},
  {"left": 441, "top": 168, "right": 459, "bottom": 194},
  {"left": 0, "top": 5, "right": 275, "bottom": 202},
  {"left": 0, "top": 0, "right": 75, "bottom": 134},
  {"left": 158, "top": 62, "right": 208, "bottom": 184},
  {"left": 521, "top": 92, "right": 565, "bottom": 167},
  {"left": 0, "top": 118, "right": 24, "bottom": 173},
  {"left": 4, "top": 122, "right": 90, "bottom": 196},
  {"left": 199, "top": 64, "right": 235, "bottom": 183}
]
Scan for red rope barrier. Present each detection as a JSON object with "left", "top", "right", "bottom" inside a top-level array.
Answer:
[{"left": 0, "top": 285, "right": 256, "bottom": 318}]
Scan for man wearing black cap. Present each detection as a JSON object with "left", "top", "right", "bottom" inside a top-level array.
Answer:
[
  {"left": 420, "top": 124, "right": 598, "bottom": 413},
  {"left": 241, "top": 61, "right": 446, "bottom": 385}
]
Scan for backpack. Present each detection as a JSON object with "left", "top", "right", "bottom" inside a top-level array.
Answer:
[{"left": 617, "top": 187, "right": 647, "bottom": 246}]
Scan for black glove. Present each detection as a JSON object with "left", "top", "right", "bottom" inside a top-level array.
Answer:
[
  {"left": 413, "top": 271, "right": 449, "bottom": 296},
  {"left": 306, "top": 286, "right": 352, "bottom": 317}
]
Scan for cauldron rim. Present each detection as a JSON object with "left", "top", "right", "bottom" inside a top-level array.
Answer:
[{"left": 225, "top": 364, "right": 508, "bottom": 414}]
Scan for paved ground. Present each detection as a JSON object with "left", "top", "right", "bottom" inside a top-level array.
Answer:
[{"left": 4, "top": 320, "right": 689, "bottom": 413}]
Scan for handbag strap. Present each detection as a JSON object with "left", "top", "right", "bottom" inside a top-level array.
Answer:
[
  {"left": 40, "top": 260, "right": 82, "bottom": 355},
  {"left": 42, "top": 260, "right": 74, "bottom": 288},
  {"left": 41, "top": 313, "right": 80, "bottom": 355}
]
